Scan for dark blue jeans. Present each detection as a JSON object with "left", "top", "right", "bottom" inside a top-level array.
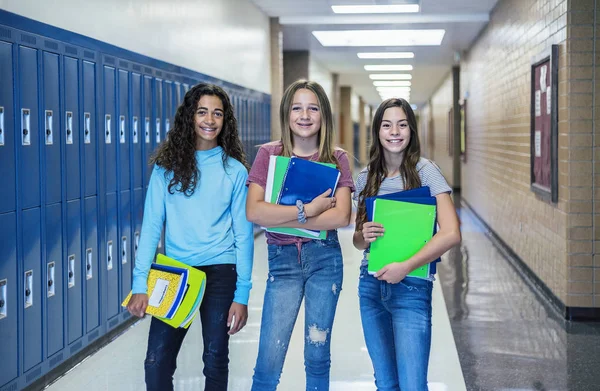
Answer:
[
  {"left": 144, "top": 264, "right": 237, "bottom": 391},
  {"left": 252, "top": 231, "right": 343, "bottom": 391}
]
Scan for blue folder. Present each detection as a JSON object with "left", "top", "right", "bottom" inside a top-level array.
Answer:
[
  {"left": 277, "top": 157, "right": 341, "bottom": 206},
  {"left": 365, "top": 186, "right": 441, "bottom": 274}
]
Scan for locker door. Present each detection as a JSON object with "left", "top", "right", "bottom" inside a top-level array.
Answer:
[
  {"left": 66, "top": 199, "right": 83, "bottom": 343},
  {"left": 118, "top": 69, "right": 130, "bottom": 191},
  {"left": 0, "top": 42, "right": 15, "bottom": 214},
  {"left": 83, "top": 61, "right": 97, "bottom": 197},
  {"left": 64, "top": 57, "right": 81, "bottom": 201},
  {"left": 0, "top": 212, "right": 18, "bottom": 386},
  {"left": 155, "top": 78, "right": 162, "bottom": 146},
  {"left": 45, "top": 203, "right": 64, "bottom": 357},
  {"left": 84, "top": 196, "right": 99, "bottom": 332},
  {"left": 22, "top": 207, "right": 42, "bottom": 371},
  {"left": 104, "top": 66, "right": 117, "bottom": 193},
  {"left": 143, "top": 75, "right": 153, "bottom": 186},
  {"left": 131, "top": 73, "right": 142, "bottom": 189},
  {"left": 163, "top": 80, "right": 172, "bottom": 137},
  {"left": 133, "top": 188, "right": 144, "bottom": 269},
  {"left": 174, "top": 81, "right": 181, "bottom": 108},
  {"left": 18, "top": 45, "right": 40, "bottom": 209},
  {"left": 105, "top": 193, "right": 119, "bottom": 320},
  {"left": 119, "top": 190, "right": 131, "bottom": 308},
  {"left": 42, "top": 51, "right": 61, "bottom": 205}
]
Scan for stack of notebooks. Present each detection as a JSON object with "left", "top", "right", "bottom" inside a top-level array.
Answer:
[
  {"left": 366, "top": 186, "right": 440, "bottom": 279},
  {"left": 122, "top": 254, "right": 206, "bottom": 329},
  {"left": 264, "top": 156, "right": 340, "bottom": 239}
]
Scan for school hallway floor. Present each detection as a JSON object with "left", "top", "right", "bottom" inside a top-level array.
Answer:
[{"left": 44, "top": 197, "right": 600, "bottom": 391}]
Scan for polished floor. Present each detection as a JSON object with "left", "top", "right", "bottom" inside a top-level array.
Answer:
[{"left": 44, "top": 200, "right": 600, "bottom": 391}]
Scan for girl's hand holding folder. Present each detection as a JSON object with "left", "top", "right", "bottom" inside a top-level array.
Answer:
[
  {"left": 361, "top": 222, "right": 385, "bottom": 243},
  {"left": 127, "top": 293, "right": 149, "bottom": 318},
  {"left": 374, "top": 262, "right": 410, "bottom": 284},
  {"left": 305, "top": 188, "right": 336, "bottom": 218}
]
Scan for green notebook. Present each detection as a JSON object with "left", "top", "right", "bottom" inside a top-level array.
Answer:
[
  {"left": 264, "top": 156, "right": 335, "bottom": 240},
  {"left": 368, "top": 198, "right": 437, "bottom": 278}
]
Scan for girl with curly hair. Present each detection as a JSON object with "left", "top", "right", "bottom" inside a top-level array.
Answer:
[
  {"left": 246, "top": 80, "right": 355, "bottom": 391},
  {"left": 353, "top": 98, "right": 461, "bottom": 391},
  {"left": 127, "top": 83, "right": 254, "bottom": 391}
]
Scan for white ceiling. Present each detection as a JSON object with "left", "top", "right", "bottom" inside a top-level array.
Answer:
[{"left": 250, "top": 0, "right": 500, "bottom": 108}]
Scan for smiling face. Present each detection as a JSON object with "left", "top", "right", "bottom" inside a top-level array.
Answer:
[
  {"left": 289, "top": 88, "right": 322, "bottom": 143},
  {"left": 378, "top": 106, "right": 411, "bottom": 157},
  {"left": 194, "top": 94, "right": 224, "bottom": 150}
]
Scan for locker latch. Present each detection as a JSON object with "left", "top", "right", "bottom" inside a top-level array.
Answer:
[
  {"left": 145, "top": 117, "right": 150, "bottom": 144},
  {"left": 47, "top": 261, "right": 55, "bottom": 297},
  {"left": 68, "top": 255, "right": 75, "bottom": 288},
  {"left": 86, "top": 248, "right": 93, "bottom": 280},
  {"left": 0, "top": 279, "right": 7, "bottom": 319},
  {"left": 66, "top": 111, "right": 74, "bottom": 144},
  {"left": 119, "top": 115, "right": 126, "bottom": 144},
  {"left": 24, "top": 270, "right": 33, "bottom": 308},
  {"left": 134, "top": 231, "right": 140, "bottom": 259},
  {"left": 105, "top": 114, "right": 112, "bottom": 144},
  {"left": 107, "top": 240, "right": 113, "bottom": 270},
  {"left": 0, "top": 106, "right": 4, "bottom": 146},
  {"left": 155, "top": 118, "right": 161, "bottom": 143},
  {"left": 165, "top": 119, "right": 170, "bottom": 136},
  {"left": 121, "top": 236, "right": 127, "bottom": 264},
  {"left": 84, "top": 112, "right": 91, "bottom": 144},
  {"left": 22, "top": 108, "right": 31, "bottom": 146},
  {"left": 133, "top": 116, "right": 139, "bottom": 144},
  {"left": 45, "top": 110, "right": 54, "bottom": 145}
]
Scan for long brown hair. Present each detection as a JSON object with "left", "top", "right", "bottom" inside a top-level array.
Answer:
[
  {"left": 356, "top": 98, "right": 421, "bottom": 230},
  {"left": 279, "top": 80, "right": 339, "bottom": 166},
  {"left": 151, "top": 83, "right": 249, "bottom": 195}
]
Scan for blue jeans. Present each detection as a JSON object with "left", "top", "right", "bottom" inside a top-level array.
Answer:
[
  {"left": 358, "top": 265, "right": 433, "bottom": 391},
  {"left": 144, "top": 264, "right": 237, "bottom": 391},
  {"left": 251, "top": 231, "right": 343, "bottom": 391}
]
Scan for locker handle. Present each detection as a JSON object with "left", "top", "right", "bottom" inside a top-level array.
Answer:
[
  {"left": 119, "top": 115, "right": 126, "bottom": 143},
  {"left": 145, "top": 117, "right": 150, "bottom": 144},
  {"left": 133, "top": 116, "right": 139, "bottom": 144},
  {"left": 22, "top": 109, "right": 31, "bottom": 146},
  {"left": 84, "top": 112, "right": 91, "bottom": 144},
  {"left": 122, "top": 236, "right": 127, "bottom": 264},
  {"left": 47, "top": 261, "right": 55, "bottom": 298},
  {"left": 66, "top": 111, "right": 73, "bottom": 144},
  {"left": 68, "top": 255, "right": 75, "bottom": 288},
  {"left": 105, "top": 114, "right": 112, "bottom": 144},
  {"left": 0, "top": 279, "right": 6, "bottom": 319},
  {"left": 107, "top": 240, "right": 113, "bottom": 270},
  {"left": 45, "top": 110, "right": 53, "bottom": 145},
  {"left": 156, "top": 119, "right": 161, "bottom": 143},
  {"left": 24, "top": 270, "right": 33, "bottom": 308},
  {"left": 0, "top": 106, "right": 4, "bottom": 146},
  {"left": 86, "top": 248, "right": 93, "bottom": 280}
]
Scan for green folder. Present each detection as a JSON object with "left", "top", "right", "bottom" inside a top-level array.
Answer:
[
  {"left": 155, "top": 254, "right": 206, "bottom": 328},
  {"left": 368, "top": 198, "right": 437, "bottom": 278},
  {"left": 264, "top": 156, "right": 334, "bottom": 240}
]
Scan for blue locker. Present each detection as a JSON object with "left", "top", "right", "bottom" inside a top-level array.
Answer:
[
  {"left": 84, "top": 196, "right": 99, "bottom": 333},
  {"left": 106, "top": 193, "right": 119, "bottom": 320},
  {"left": 66, "top": 199, "right": 83, "bottom": 344},
  {"left": 118, "top": 69, "right": 130, "bottom": 191},
  {"left": 143, "top": 75, "right": 153, "bottom": 186},
  {"left": 104, "top": 66, "right": 117, "bottom": 193},
  {"left": 155, "top": 78, "right": 163, "bottom": 146},
  {"left": 45, "top": 202, "right": 64, "bottom": 357},
  {"left": 83, "top": 61, "right": 97, "bottom": 197},
  {"left": 18, "top": 45, "right": 41, "bottom": 209},
  {"left": 0, "top": 212, "right": 18, "bottom": 386},
  {"left": 0, "top": 42, "right": 15, "bottom": 214},
  {"left": 119, "top": 190, "right": 131, "bottom": 308},
  {"left": 163, "top": 80, "right": 172, "bottom": 137},
  {"left": 64, "top": 56, "right": 81, "bottom": 201},
  {"left": 174, "top": 81, "right": 181, "bottom": 108},
  {"left": 133, "top": 188, "right": 144, "bottom": 269},
  {"left": 132, "top": 73, "right": 143, "bottom": 189},
  {"left": 22, "top": 207, "right": 42, "bottom": 372},
  {"left": 43, "top": 51, "right": 61, "bottom": 205}
]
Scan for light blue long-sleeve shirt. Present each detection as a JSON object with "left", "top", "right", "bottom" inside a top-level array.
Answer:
[{"left": 132, "top": 146, "right": 254, "bottom": 305}]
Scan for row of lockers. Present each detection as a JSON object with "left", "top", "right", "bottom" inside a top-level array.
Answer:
[{"left": 0, "top": 16, "right": 271, "bottom": 391}]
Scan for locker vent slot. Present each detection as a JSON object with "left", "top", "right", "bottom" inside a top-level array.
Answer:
[
  {"left": 132, "top": 64, "right": 141, "bottom": 72},
  {"left": 25, "top": 367, "right": 42, "bottom": 383},
  {"left": 44, "top": 40, "right": 58, "bottom": 50},
  {"left": 84, "top": 50, "right": 95, "bottom": 60},
  {"left": 144, "top": 67, "right": 152, "bottom": 74},
  {"left": 88, "top": 329, "right": 100, "bottom": 341},
  {"left": 49, "top": 353, "right": 64, "bottom": 368},
  {"left": 21, "top": 33, "right": 36, "bottom": 45},
  {"left": 65, "top": 45, "right": 78, "bottom": 55},
  {"left": 109, "top": 318, "right": 118, "bottom": 328},
  {"left": 155, "top": 70, "right": 162, "bottom": 77},
  {"left": 70, "top": 340, "right": 82, "bottom": 354},
  {"left": 119, "top": 60, "right": 129, "bottom": 68},
  {"left": 104, "top": 56, "right": 115, "bottom": 65},
  {"left": 0, "top": 27, "right": 11, "bottom": 39}
]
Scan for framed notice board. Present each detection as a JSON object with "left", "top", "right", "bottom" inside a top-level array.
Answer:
[{"left": 530, "top": 45, "right": 558, "bottom": 203}]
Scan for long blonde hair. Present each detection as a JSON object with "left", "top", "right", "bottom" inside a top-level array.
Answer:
[{"left": 279, "top": 80, "right": 339, "bottom": 166}]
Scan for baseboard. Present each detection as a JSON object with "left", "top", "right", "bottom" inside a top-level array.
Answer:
[{"left": 461, "top": 198, "right": 599, "bottom": 322}]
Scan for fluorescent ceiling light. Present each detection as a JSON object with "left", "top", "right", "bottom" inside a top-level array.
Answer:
[
  {"left": 312, "top": 30, "right": 445, "bottom": 47},
  {"left": 358, "top": 52, "right": 415, "bottom": 59},
  {"left": 369, "top": 74, "right": 412, "bottom": 80},
  {"left": 377, "top": 87, "right": 411, "bottom": 92},
  {"left": 373, "top": 81, "right": 412, "bottom": 87},
  {"left": 331, "top": 5, "right": 420, "bottom": 14},
  {"left": 365, "top": 65, "right": 413, "bottom": 72}
]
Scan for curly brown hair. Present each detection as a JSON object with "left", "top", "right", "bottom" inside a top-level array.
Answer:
[
  {"left": 150, "top": 83, "right": 249, "bottom": 195},
  {"left": 355, "top": 98, "right": 421, "bottom": 231}
]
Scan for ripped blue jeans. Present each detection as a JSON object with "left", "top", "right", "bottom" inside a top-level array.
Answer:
[
  {"left": 251, "top": 231, "right": 343, "bottom": 391},
  {"left": 358, "top": 265, "right": 433, "bottom": 391},
  {"left": 144, "top": 264, "right": 237, "bottom": 391}
]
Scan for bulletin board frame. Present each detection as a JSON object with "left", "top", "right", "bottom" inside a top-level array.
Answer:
[{"left": 530, "top": 45, "right": 558, "bottom": 203}]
